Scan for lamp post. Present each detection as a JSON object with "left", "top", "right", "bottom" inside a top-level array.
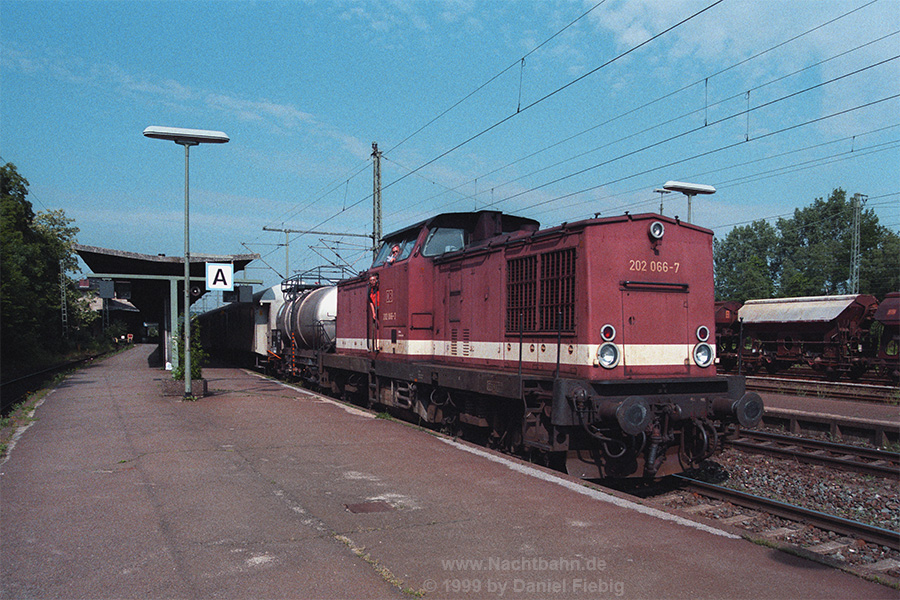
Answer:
[
  {"left": 143, "top": 126, "right": 229, "bottom": 399},
  {"left": 662, "top": 181, "right": 716, "bottom": 223},
  {"left": 652, "top": 188, "right": 672, "bottom": 215}
]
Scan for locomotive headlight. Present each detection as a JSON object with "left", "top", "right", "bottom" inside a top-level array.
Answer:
[
  {"left": 649, "top": 221, "right": 665, "bottom": 240},
  {"left": 597, "top": 343, "right": 621, "bottom": 369},
  {"left": 693, "top": 342, "right": 714, "bottom": 368}
]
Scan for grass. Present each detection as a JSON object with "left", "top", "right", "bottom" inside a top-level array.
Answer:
[
  {"left": 0, "top": 385, "right": 51, "bottom": 460},
  {"left": 334, "top": 534, "right": 426, "bottom": 597}
]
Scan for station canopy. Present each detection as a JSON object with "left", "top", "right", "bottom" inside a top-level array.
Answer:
[{"left": 75, "top": 244, "right": 258, "bottom": 324}]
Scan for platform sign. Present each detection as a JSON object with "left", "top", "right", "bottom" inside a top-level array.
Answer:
[{"left": 206, "top": 263, "right": 234, "bottom": 291}]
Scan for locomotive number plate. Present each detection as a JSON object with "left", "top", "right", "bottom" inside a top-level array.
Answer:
[{"left": 629, "top": 260, "right": 680, "bottom": 273}]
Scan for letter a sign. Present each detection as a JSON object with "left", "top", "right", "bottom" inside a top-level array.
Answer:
[{"left": 206, "top": 263, "right": 234, "bottom": 291}]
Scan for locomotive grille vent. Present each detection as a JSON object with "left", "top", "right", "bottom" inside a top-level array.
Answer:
[
  {"left": 450, "top": 328, "right": 471, "bottom": 356},
  {"left": 507, "top": 248, "right": 576, "bottom": 334},
  {"left": 506, "top": 256, "right": 537, "bottom": 332},
  {"left": 540, "top": 248, "right": 576, "bottom": 332}
]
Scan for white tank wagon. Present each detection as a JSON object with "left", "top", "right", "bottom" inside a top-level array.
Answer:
[
  {"left": 276, "top": 285, "right": 338, "bottom": 351},
  {"left": 200, "top": 282, "right": 336, "bottom": 376}
]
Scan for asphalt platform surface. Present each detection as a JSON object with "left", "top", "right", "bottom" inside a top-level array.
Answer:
[
  {"left": 761, "top": 390, "right": 900, "bottom": 425},
  {"left": 1, "top": 345, "right": 895, "bottom": 599}
]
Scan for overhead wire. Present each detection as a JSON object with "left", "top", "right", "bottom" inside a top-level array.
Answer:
[
  {"left": 300, "top": 0, "right": 727, "bottom": 239},
  {"left": 376, "top": 0, "right": 727, "bottom": 197},
  {"left": 399, "top": 16, "right": 898, "bottom": 220},
  {"left": 469, "top": 32, "right": 900, "bottom": 211},
  {"left": 270, "top": 0, "right": 610, "bottom": 252},
  {"left": 519, "top": 94, "right": 899, "bottom": 213},
  {"left": 280, "top": 0, "right": 895, "bottom": 276},
  {"left": 522, "top": 125, "right": 898, "bottom": 222},
  {"left": 549, "top": 133, "right": 900, "bottom": 221},
  {"left": 490, "top": 58, "right": 899, "bottom": 213},
  {"left": 382, "top": 0, "right": 610, "bottom": 157}
]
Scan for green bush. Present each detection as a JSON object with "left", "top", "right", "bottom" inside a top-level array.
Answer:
[{"left": 172, "top": 316, "right": 207, "bottom": 381}]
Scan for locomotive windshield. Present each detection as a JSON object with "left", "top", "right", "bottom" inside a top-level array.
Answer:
[{"left": 422, "top": 227, "right": 466, "bottom": 257}]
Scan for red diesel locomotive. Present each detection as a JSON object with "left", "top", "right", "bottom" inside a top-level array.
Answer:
[{"left": 205, "top": 210, "right": 763, "bottom": 478}]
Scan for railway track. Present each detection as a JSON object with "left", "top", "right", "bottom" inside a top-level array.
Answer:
[
  {"left": 0, "top": 354, "right": 104, "bottom": 415},
  {"left": 746, "top": 374, "right": 897, "bottom": 403},
  {"left": 674, "top": 474, "right": 900, "bottom": 552},
  {"left": 726, "top": 429, "right": 900, "bottom": 478}
]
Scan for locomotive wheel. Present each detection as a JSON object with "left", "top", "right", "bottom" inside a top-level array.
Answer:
[{"left": 528, "top": 449, "right": 566, "bottom": 472}]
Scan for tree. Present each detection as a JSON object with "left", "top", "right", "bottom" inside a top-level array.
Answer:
[
  {"left": 713, "top": 220, "right": 778, "bottom": 301},
  {"left": 776, "top": 189, "right": 854, "bottom": 296},
  {"left": 859, "top": 222, "right": 900, "bottom": 299},
  {"left": 1, "top": 163, "right": 48, "bottom": 365},
  {"left": 1, "top": 163, "right": 94, "bottom": 376},
  {"left": 714, "top": 188, "right": 899, "bottom": 302}
]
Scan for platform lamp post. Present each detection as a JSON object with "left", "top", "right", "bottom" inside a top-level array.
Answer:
[
  {"left": 143, "top": 126, "right": 229, "bottom": 399},
  {"left": 652, "top": 188, "right": 672, "bottom": 215},
  {"left": 662, "top": 181, "right": 716, "bottom": 223}
]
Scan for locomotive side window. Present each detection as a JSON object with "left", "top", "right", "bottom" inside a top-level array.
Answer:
[
  {"left": 373, "top": 243, "right": 392, "bottom": 265},
  {"left": 372, "top": 233, "right": 417, "bottom": 267},
  {"left": 422, "top": 227, "right": 466, "bottom": 257}
]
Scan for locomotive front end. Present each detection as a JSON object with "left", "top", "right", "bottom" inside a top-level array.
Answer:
[{"left": 549, "top": 215, "right": 763, "bottom": 478}]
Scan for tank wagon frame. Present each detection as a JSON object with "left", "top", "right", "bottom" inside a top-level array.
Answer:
[{"left": 205, "top": 211, "right": 762, "bottom": 479}]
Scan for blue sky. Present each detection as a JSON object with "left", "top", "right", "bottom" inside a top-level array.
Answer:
[{"left": 2, "top": 0, "right": 898, "bottom": 296}]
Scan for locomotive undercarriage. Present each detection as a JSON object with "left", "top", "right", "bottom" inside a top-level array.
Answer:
[
  {"left": 552, "top": 377, "right": 763, "bottom": 478},
  {"left": 311, "top": 354, "right": 762, "bottom": 479}
]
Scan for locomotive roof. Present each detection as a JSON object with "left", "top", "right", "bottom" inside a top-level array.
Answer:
[
  {"left": 739, "top": 294, "right": 877, "bottom": 324},
  {"left": 381, "top": 210, "right": 719, "bottom": 250},
  {"left": 380, "top": 210, "right": 540, "bottom": 242}
]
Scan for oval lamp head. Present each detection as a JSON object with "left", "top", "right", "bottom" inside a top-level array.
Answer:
[{"left": 143, "top": 126, "right": 229, "bottom": 144}]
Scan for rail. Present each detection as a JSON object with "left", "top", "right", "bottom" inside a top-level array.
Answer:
[
  {"left": 746, "top": 375, "right": 897, "bottom": 403},
  {"left": 1, "top": 354, "right": 105, "bottom": 414},
  {"left": 674, "top": 475, "right": 900, "bottom": 551},
  {"left": 725, "top": 429, "right": 900, "bottom": 478}
]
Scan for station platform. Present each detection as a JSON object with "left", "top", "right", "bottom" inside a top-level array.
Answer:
[
  {"left": 1, "top": 345, "right": 893, "bottom": 599},
  {"left": 760, "top": 392, "right": 899, "bottom": 424},
  {"left": 760, "top": 390, "right": 899, "bottom": 446}
]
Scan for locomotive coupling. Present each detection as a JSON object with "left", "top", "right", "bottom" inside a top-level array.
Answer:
[
  {"left": 596, "top": 396, "right": 653, "bottom": 436},
  {"left": 557, "top": 380, "right": 653, "bottom": 436},
  {"left": 712, "top": 392, "right": 764, "bottom": 428}
]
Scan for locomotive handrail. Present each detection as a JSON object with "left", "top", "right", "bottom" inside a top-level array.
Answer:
[{"left": 620, "top": 280, "right": 689, "bottom": 291}]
